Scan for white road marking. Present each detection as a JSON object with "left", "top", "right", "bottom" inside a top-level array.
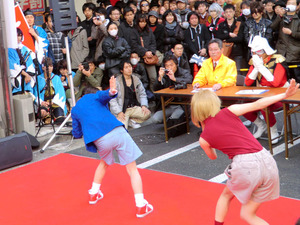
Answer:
[{"left": 137, "top": 142, "right": 199, "bottom": 169}]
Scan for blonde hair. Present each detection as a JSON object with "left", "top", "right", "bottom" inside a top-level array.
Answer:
[{"left": 191, "top": 90, "right": 221, "bottom": 127}]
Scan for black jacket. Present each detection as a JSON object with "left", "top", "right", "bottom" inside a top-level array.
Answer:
[
  {"left": 132, "top": 63, "right": 149, "bottom": 89},
  {"left": 131, "top": 28, "right": 157, "bottom": 57},
  {"left": 163, "top": 24, "right": 184, "bottom": 53},
  {"left": 214, "top": 19, "right": 245, "bottom": 58},
  {"left": 244, "top": 17, "right": 273, "bottom": 46},
  {"left": 102, "top": 35, "right": 131, "bottom": 69},
  {"left": 183, "top": 24, "right": 211, "bottom": 59},
  {"left": 153, "top": 67, "right": 193, "bottom": 91},
  {"left": 149, "top": 23, "right": 165, "bottom": 53},
  {"left": 118, "top": 21, "right": 135, "bottom": 48}
]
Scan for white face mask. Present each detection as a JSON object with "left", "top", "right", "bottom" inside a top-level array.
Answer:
[
  {"left": 130, "top": 58, "right": 139, "bottom": 65},
  {"left": 242, "top": 8, "right": 251, "bottom": 16},
  {"left": 286, "top": 5, "right": 296, "bottom": 12},
  {"left": 99, "top": 15, "right": 105, "bottom": 21},
  {"left": 108, "top": 29, "right": 118, "bottom": 37},
  {"left": 99, "top": 63, "right": 105, "bottom": 70}
]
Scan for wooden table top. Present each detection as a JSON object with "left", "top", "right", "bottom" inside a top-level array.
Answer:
[{"left": 154, "top": 85, "right": 300, "bottom": 103}]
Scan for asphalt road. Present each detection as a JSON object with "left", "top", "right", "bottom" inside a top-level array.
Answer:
[{"left": 69, "top": 114, "right": 300, "bottom": 200}]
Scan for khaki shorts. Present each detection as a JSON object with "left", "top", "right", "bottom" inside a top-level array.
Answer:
[
  {"left": 225, "top": 148, "right": 280, "bottom": 204},
  {"left": 93, "top": 126, "right": 142, "bottom": 165}
]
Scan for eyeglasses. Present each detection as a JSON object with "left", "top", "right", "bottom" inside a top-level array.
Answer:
[
  {"left": 141, "top": 4, "right": 149, "bottom": 7},
  {"left": 254, "top": 49, "right": 265, "bottom": 55}
]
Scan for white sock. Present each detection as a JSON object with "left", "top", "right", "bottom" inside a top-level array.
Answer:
[
  {"left": 89, "top": 182, "right": 101, "bottom": 194},
  {"left": 135, "top": 193, "right": 147, "bottom": 207}
]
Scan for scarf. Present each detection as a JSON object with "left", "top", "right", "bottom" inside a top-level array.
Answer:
[{"left": 165, "top": 21, "right": 177, "bottom": 30}]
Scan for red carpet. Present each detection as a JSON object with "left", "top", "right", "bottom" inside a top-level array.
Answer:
[{"left": 0, "top": 153, "right": 299, "bottom": 225}]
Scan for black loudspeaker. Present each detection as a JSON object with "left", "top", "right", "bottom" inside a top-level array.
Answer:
[
  {"left": 49, "top": 0, "right": 77, "bottom": 32},
  {"left": 0, "top": 132, "right": 33, "bottom": 170},
  {"left": 22, "top": 131, "right": 40, "bottom": 149}
]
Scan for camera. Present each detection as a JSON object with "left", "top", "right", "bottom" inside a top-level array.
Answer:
[
  {"left": 174, "top": 82, "right": 187, "bottom": 90},
  {"left": 82, "top": 62, "right": 90, "bottom": 71},
  {"left": 96, "top": 15, "right": 100, "bottom": 20},
  {"left": 164, "top": 69, "right": 169, "bottom": 74}
]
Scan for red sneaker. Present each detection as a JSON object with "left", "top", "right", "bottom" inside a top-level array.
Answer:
[
  {"left": 89, "top": 190, "right": 103, "bottom": 204},
  {"left": 136, "top": 203, "right": 153, "bottom": 218}
]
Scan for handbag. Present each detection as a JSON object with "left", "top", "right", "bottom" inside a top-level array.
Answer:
[
  {"left": 140, "top": 37, "right": 159, "bottom": 65},
  {"left": 222, "top": 21, "right": 241, "bottom": 57}
]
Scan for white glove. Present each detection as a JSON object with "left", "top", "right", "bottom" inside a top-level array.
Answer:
[
  {"left": 257, "top": 66, "right": 274, "bottom": 81},
  {"left": 248, "top": 67, "right": 259, "bottom": 80},
  {"left": 252, "top": 54, "right": 274, "bottom": 82},
  {"left": 252, "top": 54, "right": 263, "bottom": 68}
]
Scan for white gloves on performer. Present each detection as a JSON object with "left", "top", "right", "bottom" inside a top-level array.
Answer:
[{"left": 250, "top": 54, "right": 274, "bottom": 82}]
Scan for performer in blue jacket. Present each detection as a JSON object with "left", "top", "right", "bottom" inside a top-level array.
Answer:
[{"left": 71, "top": 76, "right": 153, "bottom": 218}]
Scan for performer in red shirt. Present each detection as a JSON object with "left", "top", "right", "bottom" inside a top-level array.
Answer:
[{"left": 190, "top": 79, "right": 299, "bottom": 225}]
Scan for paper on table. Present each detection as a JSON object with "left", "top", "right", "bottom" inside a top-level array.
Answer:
[
  {"left": 235, "top": 89, "right": 269, "bottom": 95},
  {"left": 192, "top": 88, "right": 214, "bottom": 93}
]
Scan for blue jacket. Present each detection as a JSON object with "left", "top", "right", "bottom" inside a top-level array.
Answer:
[
  {"left": 8, "top": 47, "right": 35, "bottom": 94},
  {"left": 33, "top": 72, "right": 67, "bottom": 115},
  {"left": 71, "top": 90, "right": 124, "bottom": 153}
]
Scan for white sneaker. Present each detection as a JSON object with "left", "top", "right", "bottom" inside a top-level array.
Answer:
[
  {"left": 128, "top": 119, "right": 141, "bottom": 129},
  {"left": 270, "top": 124, "right": 279, "bottom": 144},
  {"left": 253, "top": 117, "right": 267, "bottom": 139}
]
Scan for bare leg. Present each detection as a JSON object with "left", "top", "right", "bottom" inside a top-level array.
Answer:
[
  {"left": 215, "top": 187, "right": 235, "bottom": 223},
  {"left": 93, "top": 159, "right": 109, "bottom": 184},
  {"left": 126, "top": 161, "right": 143, "bottom": 194},
  {"left": 240, "top": 200, "right": 269, "bottom": 225}
]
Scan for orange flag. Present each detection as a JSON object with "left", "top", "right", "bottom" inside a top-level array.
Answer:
[{"left": 14, "top": 4, "right": 35, "bottom": 52}]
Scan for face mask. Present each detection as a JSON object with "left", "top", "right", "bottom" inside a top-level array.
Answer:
[
  {"left": 286, "top": 5, "right": 296, "bottom": 12},
  {"left": 108, "top": 29, "right": 118, "bottom": 37},
  {"left": 242, "top": 8, "right": 251, "bottom": 16},
  {"left": 99, "top": 63, "right": 105, "bottom": 70},
  {"left": 130, "top": 58, "right": 139, "bottom": 65},
  {"left": 99, "top": 15, "right": 105, "bottom": 21}
]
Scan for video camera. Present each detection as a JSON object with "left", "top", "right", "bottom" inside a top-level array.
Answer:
[{"left": 174, "top": 82, "right": 187, "bottom": 90}]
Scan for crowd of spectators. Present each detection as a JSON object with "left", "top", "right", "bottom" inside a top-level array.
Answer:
[{"left": 8, "top": 0, "right": 300, "bottom": 131}]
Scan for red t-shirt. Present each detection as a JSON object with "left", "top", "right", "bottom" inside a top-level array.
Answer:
[{"left": 201, "top": 108, "right": 262, "bottom": 159}]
